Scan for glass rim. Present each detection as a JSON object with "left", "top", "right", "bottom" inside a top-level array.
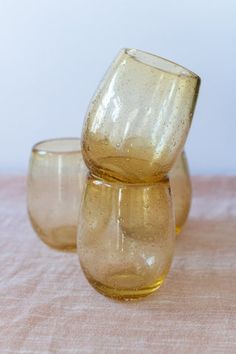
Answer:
[
  {"left": 32, "top": 137, "right": 81, "bottom": 155},
  {"left": 88, "top": 172, "right": 170, "bottom": 188},
  {"left": 123, "top": 48, "right": 200, "bottom": 80}
]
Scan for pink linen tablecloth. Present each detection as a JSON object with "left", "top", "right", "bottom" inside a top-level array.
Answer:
[{"left": 0, "top": 176, "right": 236, "bottom": 353}]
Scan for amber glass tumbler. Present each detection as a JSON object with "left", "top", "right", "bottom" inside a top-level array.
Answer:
[
  {"left": 170, "top": 151, "right": 192, "bottom": 234},
  {"left": 27, "top": 138, "right": 85, "bottom": 252},
  {"left": 82, "top": 48, "right": 200, "bottom": 183},
  {"left": 77, "top": 173, "right": 175, "bottom": 300}
]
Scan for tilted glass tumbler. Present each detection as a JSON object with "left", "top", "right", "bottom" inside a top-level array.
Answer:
[
  {"left": 77, "top": 173, "right": 175, "bottom": 300},
  {"left": 170, "top": 151, "right": 192, "bottom": 234},
  {"left": 82, "top": 48, "right": 200, "bottom": 183},
  {"left": 27, "top": 138, "right": 86, "bottom": 252}
]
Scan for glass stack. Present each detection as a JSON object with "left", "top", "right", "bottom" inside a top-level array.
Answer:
[{"left": 78, "top": 48, "right": 201, "bottom": 300}]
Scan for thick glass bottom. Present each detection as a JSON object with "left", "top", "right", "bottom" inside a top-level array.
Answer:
[
  {"left": 29, "top": 214, "right": 77, "bottom": 252},
  {"left": 82, "top": 267, "right": 166, "bottom": 301},
  {"left": 176, "top": 226, "right": 181, "bottom": 235}
]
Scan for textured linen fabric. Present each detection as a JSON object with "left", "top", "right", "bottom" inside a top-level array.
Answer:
[{"left": 0, "top": 176, "right": 235, "bottom": 354}]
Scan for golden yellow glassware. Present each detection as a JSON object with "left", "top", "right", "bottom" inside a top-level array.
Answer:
[
  {"left": 170, "top": 151, "right": 192, "bottom": 234},
  {"left": 27, "top": 138, "right": 85, "bottom": 252},
  {"left": 82, "top": 48, "right": 200, "bottom": 183},
  {"left": 77, "top": 173, "right": 175, "bottom": 300}
]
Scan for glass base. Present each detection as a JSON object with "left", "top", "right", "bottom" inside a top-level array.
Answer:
[
  {"left": 82, "top": 267, "right": 166, "bottom": 301},
  {"left": 29, "top": 215, "right": 77, "bottom": 252},
  {"left": 176, "top": 226, "right": 181, "bottom": 235}
]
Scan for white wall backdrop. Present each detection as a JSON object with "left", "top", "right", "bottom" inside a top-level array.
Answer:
[{"left": 0, "top": 0, "right": 235, "bottom": 174}]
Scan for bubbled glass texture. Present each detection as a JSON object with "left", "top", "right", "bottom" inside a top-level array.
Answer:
[
  {"left": 27, "top": 138, "right": 86, "bottom": 252},
  {"left": 82, "top": 48, "right": 200, "bottom": 183},
  {"left": 77, "top": 174, "right": 175, "bottom": 300}
]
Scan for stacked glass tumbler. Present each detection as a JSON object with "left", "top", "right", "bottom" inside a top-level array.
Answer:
[{"left": 78, "top": 48, "right": 201, "bottom": 300}]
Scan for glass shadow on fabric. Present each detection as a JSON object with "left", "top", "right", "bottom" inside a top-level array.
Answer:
[
  {"left": 82, "top": 48, "right": 200, "bottom": 183},
  {"left": 27, "top": 138, "right": 86, "bottom": 252},
  {"left": 77, "top": 173, "right": 175, "bottom": 300}
]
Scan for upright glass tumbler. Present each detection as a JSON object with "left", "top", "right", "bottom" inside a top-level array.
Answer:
[
  {"left": 170, "top": 151, "right": 192, "bottom": 234},
  {"left": 82, "top": 48, "right": 200, "bottom": 183},
  {"left": 27, "top": 138, "right": 85, "bottom": 252},
  {"left": 77, "top": 173, "right": 175, "bottom": 300}
]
